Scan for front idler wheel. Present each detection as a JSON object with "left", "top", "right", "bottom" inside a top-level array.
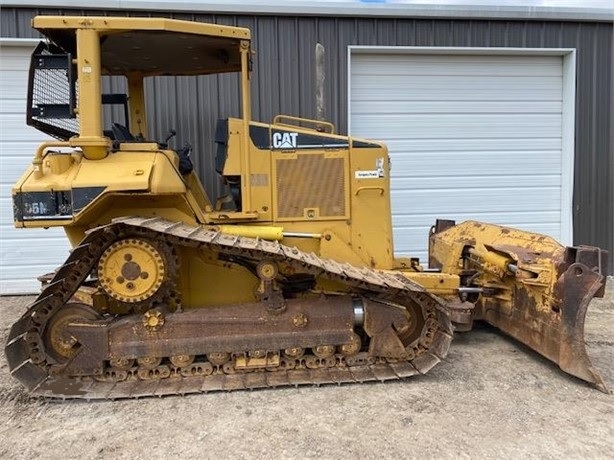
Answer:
[{"left": 43, "top": 303, "right": 102, "bottom": 363}]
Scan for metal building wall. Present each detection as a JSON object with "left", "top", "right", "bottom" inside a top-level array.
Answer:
[{"left": 1, "top": 7, "right": 612, "bottom": 273}]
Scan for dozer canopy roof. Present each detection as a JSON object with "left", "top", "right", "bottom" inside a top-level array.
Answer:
[{"left": 32, "top": 16, "right": 251, "bottom": 76}]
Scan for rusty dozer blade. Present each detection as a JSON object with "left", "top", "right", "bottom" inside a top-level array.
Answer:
[{"left": 429, "top": 220, "right": 609, "bottom": 392}]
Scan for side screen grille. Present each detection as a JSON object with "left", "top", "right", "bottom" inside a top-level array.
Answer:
[
  {"left": 27, "top": 42, "right": 78, "bottom": 140},
  {"left": 276, "top": 154, "right": 346, "bottom": 219}
]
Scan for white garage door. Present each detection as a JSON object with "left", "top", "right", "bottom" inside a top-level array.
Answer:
[
  {"left": 0, "top": 39, "right": 71, "bottom": 294},
  {"left": 349, "top": 48, "right": 575, "bottom": 266}
]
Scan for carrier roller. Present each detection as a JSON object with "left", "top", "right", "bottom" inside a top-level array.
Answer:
[{"left": 5, "top": 217, "right": 453, "bottom": 400}]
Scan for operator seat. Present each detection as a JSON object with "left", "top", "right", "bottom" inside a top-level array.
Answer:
[{"left": 111, "top": 122, "right": 135, "bottom": 141}]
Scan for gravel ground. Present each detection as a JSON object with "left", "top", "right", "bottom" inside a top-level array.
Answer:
[{"left": 1, "top": 283, "right": 612, "bottom": 460}]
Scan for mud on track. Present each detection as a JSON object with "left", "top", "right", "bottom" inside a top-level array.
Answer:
[{"left": 1, "top": 283, "right": 612, "bottom": 459}]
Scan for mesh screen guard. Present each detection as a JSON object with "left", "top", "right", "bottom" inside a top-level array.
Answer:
[{"left": 27, "top": 41, "right": 78, "bottom": 140}]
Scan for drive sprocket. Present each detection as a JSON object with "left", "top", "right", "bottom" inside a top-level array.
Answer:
[{"left": 97, "top": 237, "right": 177, "bottom": 312}]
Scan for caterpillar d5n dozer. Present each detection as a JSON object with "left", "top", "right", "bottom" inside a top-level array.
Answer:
[{"left": 6, "top": 16, "right": 608, "bottom": 399}]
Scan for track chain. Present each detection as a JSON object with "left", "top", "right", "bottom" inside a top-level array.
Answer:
[{"left": 5, "top": 216, "right": 453, "bottom": 400}]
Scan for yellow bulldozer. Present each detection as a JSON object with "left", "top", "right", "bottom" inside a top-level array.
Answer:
[{"left": 6, "top": 16, "right": 608, "bottom": 399}]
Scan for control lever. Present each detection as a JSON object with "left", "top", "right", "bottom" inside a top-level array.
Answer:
[{"left": 159, "top": 129, "right": 177, "bottom": 149}]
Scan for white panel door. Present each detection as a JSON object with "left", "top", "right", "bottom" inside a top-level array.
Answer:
[
  {"left": 0, "top": 40, "right": 71, "bottom": 294},
  {"left": 349, "top": 49, "right": 573, "bottom": 266}
]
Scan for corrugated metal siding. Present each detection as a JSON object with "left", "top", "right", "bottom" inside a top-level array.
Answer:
[{"left": 1, "top": 8, "right": 611, "bottom": 274}]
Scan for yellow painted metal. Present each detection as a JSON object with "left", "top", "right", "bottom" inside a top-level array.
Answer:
[
  {"left": 98, "top": 239, "right": 166, "bottom": 303},
  {"left": 45, "top": 153, "right": 74, "bottom": 175},
  {"left": 240, "top": 41, "right": 253, "bottom": 214},
  {"left": 467, "top": 247, "right": 514, "bottom": 278},
  {"left": 16, "top": 16, "right": 430, "bottom": 276},
  {"left": 429, "top": 220, "right": 563, "bottom": 313},
  {"left": 217, "top": 225, "right": 284, "bottom": 241},
  {"left": 62, "top": 194, "right": 200, "bottom": 245},
  {"left": 348, "top": 143, "right": 395, "bottom": 269},
  {"left": 211, "top": 116, "right": 397, "bottom": 269},
  {"left": 14, "top": 14, "right": 436, "bottom": 306},
  {"left": 71, "top": 152, "right": 153, "bottom": 191},
  {"left": 127, "top": 73, "right": 148, "bottom": 138},
  {"left": 319, "top": 227, "right": 371, "bottom": 267},
  {"left": 32, "top": 16, "right": 250, "bottom": 40},
  {"left": 143, "top": 310, "right": 165, "bottom": 330},
  {"left": 177, "top": 248, "right": 259, "bottom": 308},
  {"left": 205, "top": 211, "right": 260, "bottom": 222},
  {"left": 271, "top": 150, "right": 350, "bottom": 221},
  {"left": 75, "top": 28, "right": 108, "bottom": 160},
  {"left": 19, "top": 15, "right": 403, "bottom": 271},
  {"left": 400, "top": 272, "right": 460, "bottom": 296},
  {"left": 115, "top": 143, "right": 159, "bottom": 151},
  {"left": 184, "top": 172, "right": 213, "bottom": 214}
]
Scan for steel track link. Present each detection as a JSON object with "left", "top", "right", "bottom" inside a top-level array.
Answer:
[{"left": 5, "top": 217, "right": 453, "bottom": 400}]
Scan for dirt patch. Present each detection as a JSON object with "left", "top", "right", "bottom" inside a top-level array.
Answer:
[{"left": 1, "top": 285, "right": 612, "bottom": 459}]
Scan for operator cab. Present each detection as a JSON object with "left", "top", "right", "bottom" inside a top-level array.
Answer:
[{"left": 27, "top": 16, "right": 251, "bottom": 209}]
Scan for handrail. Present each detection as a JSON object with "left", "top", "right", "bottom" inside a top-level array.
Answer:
[
  {"left": 272, "top": 114, "right": 335, "bottom": 134},
  {"left": 354, "top": 186, "right": 385, "bottom": 196}
]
